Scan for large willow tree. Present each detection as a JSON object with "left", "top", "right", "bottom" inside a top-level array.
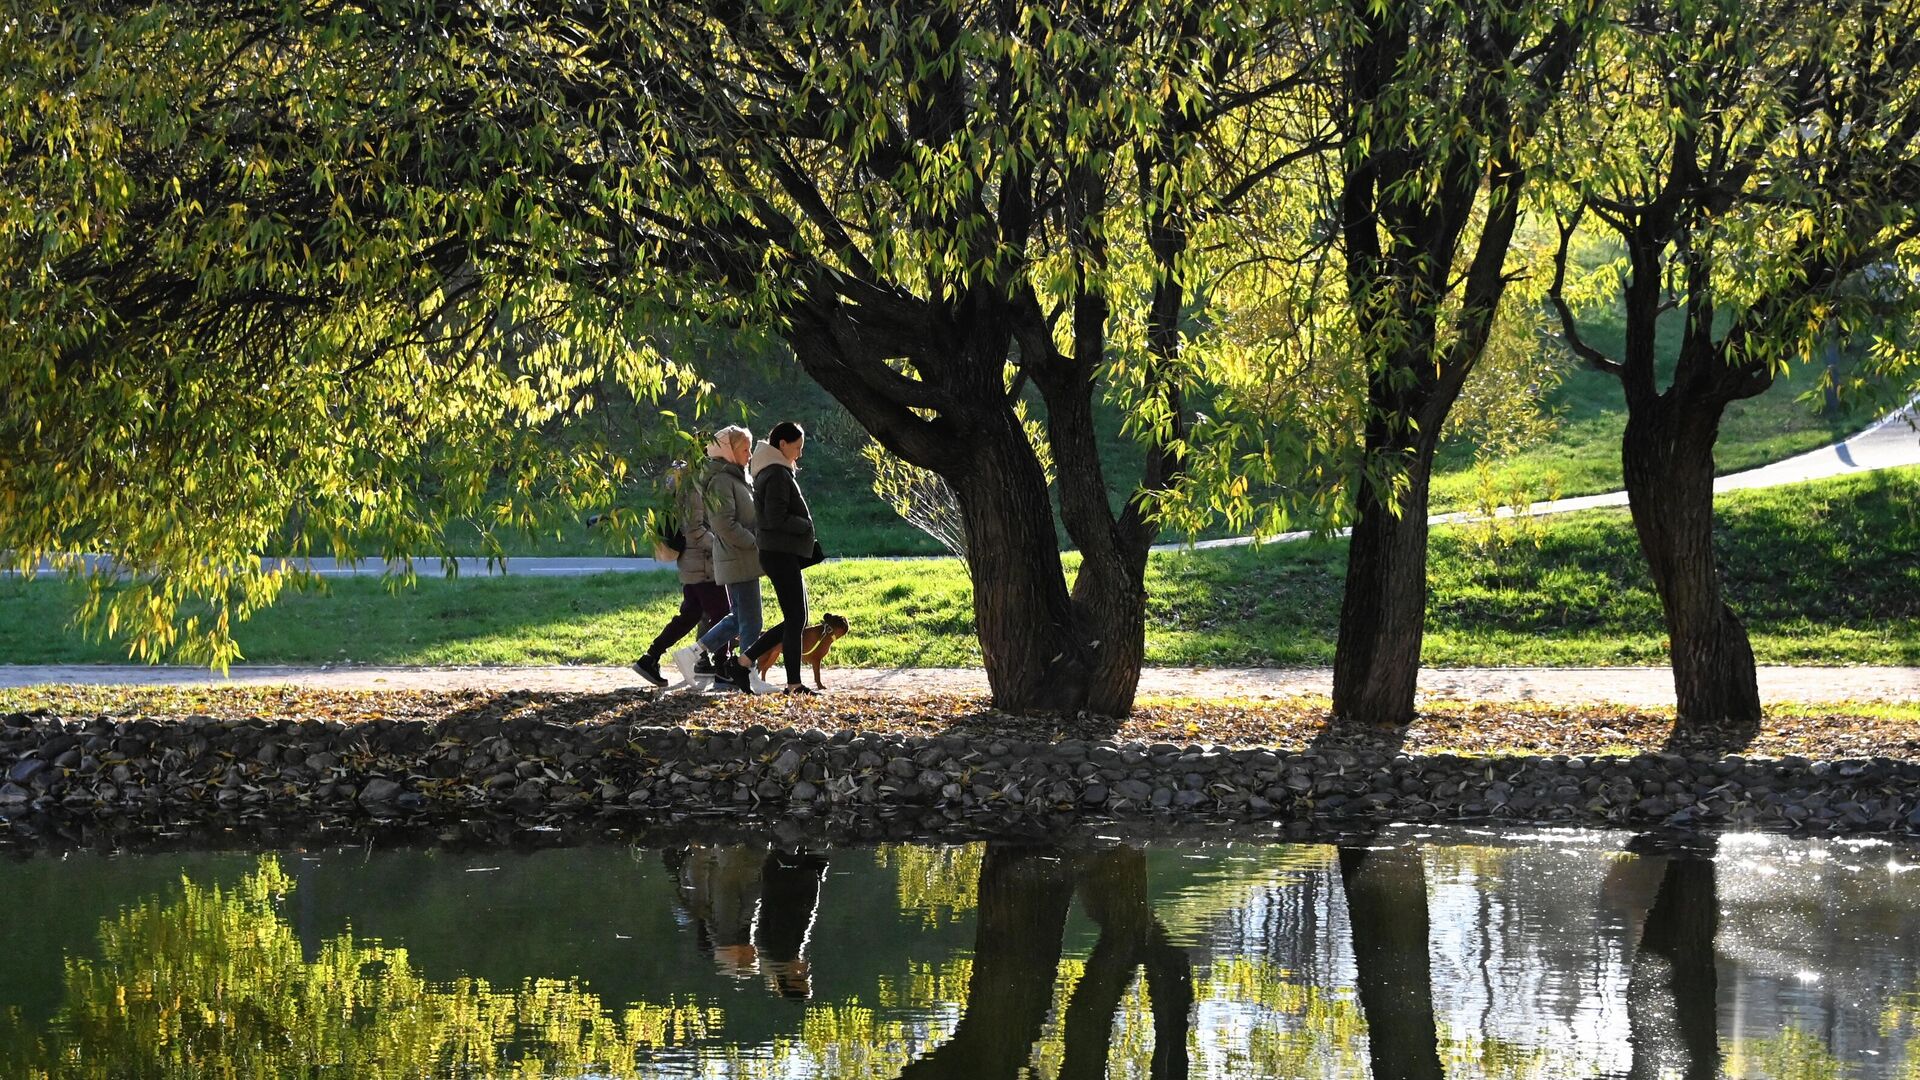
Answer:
[
  {"left": 1, "top": 0, "right": 1330, "bottom": 715},
  {"left": 1545, "top": 0, "right": 1920, "bottom": 732},
  {"left": 1162, "top": 0, "right": 1596, "bottom": 725},
  {"left": 0, "top": 1, "right": 697, "bottom": 663}
]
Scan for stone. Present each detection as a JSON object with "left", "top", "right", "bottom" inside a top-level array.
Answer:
[
  {"left": 771, "top": 747, "right": 804, "bottom": 778},
  {"left": 359, "top": 779, "right": 403, "bottom": 804},
  {"left": 791, "top": 781, "right": 819, "bottom": 801},
  {"left": 0, "top": 782, "right": 29, "bottom": 805},
  {"left": 1114, "top": 779, "right": 1153, "bottom": 802},
  {"left": 6, "top": 759, "right": 46, "bottom": 784}
]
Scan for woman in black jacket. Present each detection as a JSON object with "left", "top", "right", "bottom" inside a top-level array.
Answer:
[{"left": 741, "top": 421, "right": 818, "bottom": 695}]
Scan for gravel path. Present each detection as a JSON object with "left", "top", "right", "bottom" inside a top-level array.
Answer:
[{"left": 4, "top": 664, "right": 1917, "bottom": 706}]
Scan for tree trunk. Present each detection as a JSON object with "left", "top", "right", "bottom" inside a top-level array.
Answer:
[
  {"left": 1627, "top": 851, "right": 1721, "bottom": 1080},
  {"left": 1332, "top": 431, "right": 1438, "bottom": 726},
  {"left": 946, "top": 408, "right": 1096, "bottom": 715},
  {"left": 948, "top": 398, "right": 1150, "bottom": 717},
  {"left": 900, "top": 844, "right": 1076, "bottom": 1080},
  {"left": 1069, "top": 533, "right": 1151, "bottom": 719},
  {"left": 1339, "top": 845, "right": 1444, "bottom": 1080},
  {"left": 1621, "top": 402, "right": 1762, "bottom": 734}
]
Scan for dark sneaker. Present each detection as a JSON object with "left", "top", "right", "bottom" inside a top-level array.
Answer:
[
  {"left": 631, "top": 655, "right": 667, "bottom": 687},
  {"left": 693, "top": 653, "right": 716, "bottom": 676},
  {"left": 720, "top": 661, "right": 753, "bottom": 694},
  {"left": 781, "top": 684, "right": 817, "bottom": 696}
]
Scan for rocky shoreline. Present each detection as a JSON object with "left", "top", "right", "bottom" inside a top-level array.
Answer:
[{"left": 5, "top": 707, "right": 1920, "bottom": 836}]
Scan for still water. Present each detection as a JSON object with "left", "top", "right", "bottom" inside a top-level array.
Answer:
[{"left": 1, "top": 828, "right": 1917, "bottom": 1078}]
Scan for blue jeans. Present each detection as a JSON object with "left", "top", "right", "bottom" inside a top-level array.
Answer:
[{"left": 697, "top": 579, "right": 763, "bottom": 659}]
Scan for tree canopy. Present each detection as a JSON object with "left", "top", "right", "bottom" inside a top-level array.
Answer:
[{"left": 4, "top": 0, "right": 1918, "bottom": 720}]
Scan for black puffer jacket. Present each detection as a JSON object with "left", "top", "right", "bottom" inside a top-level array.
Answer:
[{"left": 749, "top": 441, "right": 816, "bottom": 557}]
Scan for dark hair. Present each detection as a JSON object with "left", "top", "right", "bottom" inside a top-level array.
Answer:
[{"left": 768, "top": 421, "right": 806, "bottom": 448}]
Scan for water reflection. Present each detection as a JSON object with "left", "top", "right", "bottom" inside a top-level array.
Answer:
[
  {"left": 668, "top": 844, "right": 829, "bottom": 998},
  {"left": 1, "top": 830, "right": 1916, "bottom": 1077}
]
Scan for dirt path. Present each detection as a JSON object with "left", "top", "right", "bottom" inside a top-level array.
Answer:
[{"left": 4, "top": 664, "right": 1916, "bottom": 706}]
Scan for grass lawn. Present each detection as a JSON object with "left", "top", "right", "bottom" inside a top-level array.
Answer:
[
  {"left": 395, "top": 297, "right": 1890, "bottom": 558},
  {"left": 6, "top": 467, "right": 1916, "bottom": 670}
]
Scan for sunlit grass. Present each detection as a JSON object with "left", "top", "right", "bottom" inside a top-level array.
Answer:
[{"left": 4, "top": 467, "right": 1915, "bottom": 670}]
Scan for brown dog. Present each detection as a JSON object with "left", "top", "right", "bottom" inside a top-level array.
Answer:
[{"left": 755, "top": 613, "right": 851, "bottom": 689}]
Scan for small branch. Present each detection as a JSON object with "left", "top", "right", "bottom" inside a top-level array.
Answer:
[{"left": 1547, "top": 205, "right": 1626, "bottom": 379}]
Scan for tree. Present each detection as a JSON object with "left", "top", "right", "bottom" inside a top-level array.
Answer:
[
  {"left": 860, "top": 403, "right": 1053, "bottom": 561},
  {"left": 0, "top": 1, "right": 697, "bottom": 664},
  {"left": 1322, "top": 0, "right": 1591, "bottom": 724},
  {"left": 0, "top": 0, "right": 1324, "bottom": 716},
  {"left": 1160, "top": 0, "right": 1594, "bottom": 725},
  {"left": 1545, "top": 0, "right": 1920, "bottom": 732}
]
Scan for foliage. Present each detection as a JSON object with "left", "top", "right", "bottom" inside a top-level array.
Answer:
[
  {"left": 1544, "top": 0, "right": 1920, "bottom": 420},
  {"left": 1461, "top": 461, "right": 1562, "bottom": 575},
  {"left": 0, "top": 858, "right": 720, "bottom": 1077},
  {"left": 0, "top": 1, "right": 707, "bottom": 665},
  {"left": 1725, "top": 1027, "right": 1852, "bottom": 1080},
  {"left": 877, "top": 844, "right": 985, "bottom": 929}
]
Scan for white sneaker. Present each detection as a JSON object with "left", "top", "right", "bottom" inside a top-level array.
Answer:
[
  {"left": 671, "top": 646, "right": 701, "bottom": 686},
  {"left": 747, "top": 671, "right": 779, "bottom": 695}
]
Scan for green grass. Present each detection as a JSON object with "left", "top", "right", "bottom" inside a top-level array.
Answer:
[
  {"left": 374, "top": 298, "right": 1887, "bottom": 559},
  {"left": 8, "top": 467, "right": 1917, "bottom": 670}
]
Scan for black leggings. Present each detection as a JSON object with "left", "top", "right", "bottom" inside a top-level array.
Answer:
[
  {"left": 646, "top": 581, "right": 729, "bottom": 658},
  {"left": 746, "top": 550, "right": 808, "bottom": 685}
]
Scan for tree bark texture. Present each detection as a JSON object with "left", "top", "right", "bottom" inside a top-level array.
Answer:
[
  {"left": 1332, "top": 429, "right": 1439, "bottom": 726},
  {"left": 1620, "top": 396, "right": 1763, "bottom": 733}
]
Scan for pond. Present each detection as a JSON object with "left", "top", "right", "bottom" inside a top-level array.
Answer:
[{"left": 2, "top": 827, "right": 1917, "bottom": 1078}]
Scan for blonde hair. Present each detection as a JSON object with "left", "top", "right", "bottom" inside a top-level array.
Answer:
[{"left": 708, "top": 424, "right": 752, "bottom": 458}]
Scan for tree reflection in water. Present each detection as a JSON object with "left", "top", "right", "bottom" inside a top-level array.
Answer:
[
  {"left": 1625, "top": 839, "right": 1722, "bottom": 1080},
  {"left": 0, "top": 836, "right": 1776, "bottom": 1079},
  {"left": 1339, "top": 844, "right": 1446, "bottom": 1080},
  {"left": 0, "top": 857, "right": 720, "bottom": 1078}
]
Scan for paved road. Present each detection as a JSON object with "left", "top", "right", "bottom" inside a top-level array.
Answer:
[
  {"left": 5, "top": 664, "right": 1916, "bottom": 706},
  {"left": 16, "top": 399, "right": 1916, "bottom": 577}
]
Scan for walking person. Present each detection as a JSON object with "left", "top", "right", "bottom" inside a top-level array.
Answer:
[
  {"left": 631, "top": 458, "right": 729, "bottom": 686},
  {"left": 743, "top": 421, "right": 821, "bottom": 696},
  {"left": 675, "top": 426, "right": 774, "bottom": 692}
]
